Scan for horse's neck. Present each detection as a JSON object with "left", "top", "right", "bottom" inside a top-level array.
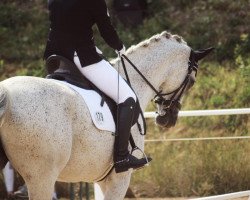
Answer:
[{"left": 113, "top": 35, "right": 190, "bottom": 111}]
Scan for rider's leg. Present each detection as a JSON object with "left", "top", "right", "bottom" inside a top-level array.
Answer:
[
  {"left": 74, "top": 59, "right": 136, "bottom": 104},
  {"left": 74, "top": 58, "right": 151, "bottom": 173}
]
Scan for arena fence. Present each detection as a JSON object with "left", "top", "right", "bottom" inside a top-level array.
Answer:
[
  {"left": 144, "top": 108, "right": 250, "bottom": 118},
  {"left": 70, "top": 108, "right": 250, "bottom": 200}
]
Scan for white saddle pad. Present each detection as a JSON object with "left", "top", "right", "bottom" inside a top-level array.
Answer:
[{"left": 54, "top": 80, "right": 116, "bottom": 133}]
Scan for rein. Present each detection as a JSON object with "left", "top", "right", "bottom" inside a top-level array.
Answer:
[
  {"left": 120, "top": 55, "right": 147, "bottom": 136},
  {"left": 121, "top": 55, "right": 163, "bottom": 97}
]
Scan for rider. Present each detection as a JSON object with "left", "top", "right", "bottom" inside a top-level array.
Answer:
[{"left": 44, "top": 0, "right": 151, "bottom": 173}]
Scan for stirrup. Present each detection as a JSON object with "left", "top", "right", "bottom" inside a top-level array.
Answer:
[{"left": 131, "top": 146, "right": 151, "bottom": 166}]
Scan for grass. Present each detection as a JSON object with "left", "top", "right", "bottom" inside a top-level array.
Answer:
[{"left": 130, "top": 119, "right": 250, "bottom": 198}]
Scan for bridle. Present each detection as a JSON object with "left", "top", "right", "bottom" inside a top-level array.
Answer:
[
  {"left": 120, "top": 49, "right": 198, "bottom": 118},
  {"left": 154, "top": 50, "right": 198, "bottom": 116}
]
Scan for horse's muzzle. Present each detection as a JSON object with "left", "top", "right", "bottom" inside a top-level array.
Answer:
[{"left": 155, "top": 101, "right": 181, "bottom": 128}]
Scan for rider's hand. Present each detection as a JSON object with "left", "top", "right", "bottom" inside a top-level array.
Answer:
[{"left": 115, "top": 45, "right": 126, "bottom": 56}]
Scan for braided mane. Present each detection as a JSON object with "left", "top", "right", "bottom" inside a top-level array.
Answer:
[{"left": 126, "top": 31, "right": 187, "bottom": 55}]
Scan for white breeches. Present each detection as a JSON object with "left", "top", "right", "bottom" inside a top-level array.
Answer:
[{"left": 74, "top": 57, "right": 136, "bottom": 104}]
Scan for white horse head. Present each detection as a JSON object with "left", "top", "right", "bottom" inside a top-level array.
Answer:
[
  {"left": 0, "top": 31, "right": 212, "bottom": 200},
  {"left": 112, "top": 31, "right": 213, "bottom": 127}
]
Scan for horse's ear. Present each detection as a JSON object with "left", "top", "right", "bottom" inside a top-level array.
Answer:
[{"left": 193, "top": 47, "right": 214, "bottom": 62}]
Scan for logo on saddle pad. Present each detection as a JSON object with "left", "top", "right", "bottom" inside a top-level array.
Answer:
[{"left": 54, "top": 80, "right": 116, "bottom": 133}]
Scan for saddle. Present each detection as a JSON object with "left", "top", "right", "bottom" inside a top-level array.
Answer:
[
  {"left": 45, "top": 55, "right": 140, "bottom": 126},
  {"left": 46, "top": 55, "right": 93, "bottom": 89}
]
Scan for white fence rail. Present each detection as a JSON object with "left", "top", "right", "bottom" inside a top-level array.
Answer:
[
  {"left": 144, "top": 108, "right": 250, "bottom": 118},
  {"left": 145, "top": 136, "right": 250, "bottom": 142},
  {"left": 189, "top": 190, "right": 250, "bottom": 200}
]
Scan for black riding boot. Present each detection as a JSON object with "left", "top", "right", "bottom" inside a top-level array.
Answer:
[{"left": 114, "top": 97, "right": 152, "bottom": 173}]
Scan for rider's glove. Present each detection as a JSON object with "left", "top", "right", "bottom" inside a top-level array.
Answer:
[{"left": 115, "top": 45, "right": 126, "bottom": 56}]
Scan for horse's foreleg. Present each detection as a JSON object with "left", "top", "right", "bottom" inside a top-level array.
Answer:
[
  {"left": 17, "top": 161, "right": 59, "bottom": 200},
  {"left": 25, "top": 175, "right": 56, "bottom": 200},
  {"left": 96, "top": 170, "right": 132, "bottom": 200}
]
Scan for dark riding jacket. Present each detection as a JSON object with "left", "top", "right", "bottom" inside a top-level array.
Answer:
[{"left": 44, "top": 0, "right": 123, "bottom": 67}]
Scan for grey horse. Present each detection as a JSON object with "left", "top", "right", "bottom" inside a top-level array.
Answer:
[{"left": 0, "top": 31, "right": 212, "bottom": 200}]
